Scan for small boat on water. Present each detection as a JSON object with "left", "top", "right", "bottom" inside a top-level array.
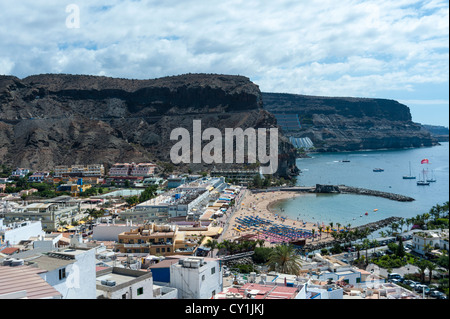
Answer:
[
  {"left": 365, "top": 212, "right": 369, "bottom": 216},
  {"left": 403, "top": 161, "right": 416, "bottom": 179},
  {"left": 417, "top": 169, "right": 430, "bottom": 186},
  {"left": 373, "top": 209, "right": 378, "bottom": 212},
  {"left": 373, "top": 168, "right": 384, "bottom": 172},
  {"left": 426, "top": 170, "right": 436, "bottom": 182}
]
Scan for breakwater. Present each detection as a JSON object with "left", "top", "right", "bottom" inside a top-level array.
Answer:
[
  {"left": 337, "top": 185, "right": 415, "bottom": 202},
  {"left": 252, "top": 185, "right": 415, "bottom": 202},
  {"left": 301, "top": 216, "right": 403, "bottom": 252}
]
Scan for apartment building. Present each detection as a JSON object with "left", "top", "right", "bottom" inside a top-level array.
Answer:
[
  {"left": 116, "top": 223, "right": 196, "bottom": 256},
  {"left": 10, "top": 168, "right": 30, "bottom": 179},
  {"left": 109, "top": 162, "right": 156, "bottom": 177},
  {"left": 54, "top": 164, "right": 105, "bottom": 178},
  {"left": 3, "top": 202, "right": 87, "bottom": 232}
]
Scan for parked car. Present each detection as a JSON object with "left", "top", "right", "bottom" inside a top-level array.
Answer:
[
  {"left": 408, "top": 281, "right": 418, "bottom": 288},
  {"left": 414, "top": 284, "right": 429, "bottom": 293},
  {"left": 388, "top": 273, "right": 403, "bottom": 281},
  {"left": 429, "top": 290, "right": 441, "bottom": 298}
]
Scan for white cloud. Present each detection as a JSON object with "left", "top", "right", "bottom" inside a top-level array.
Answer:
[{"left": 0, "top": 0, "right": 448, "bottom": 109}]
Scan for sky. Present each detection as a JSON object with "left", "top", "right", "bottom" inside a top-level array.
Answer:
[{"left": 0, "top": 0, "right": 448, "bottom": 126}]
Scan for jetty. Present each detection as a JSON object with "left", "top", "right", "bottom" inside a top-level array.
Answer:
[{"left": 252, "top": 184, "right": 415, "bottom": 202}]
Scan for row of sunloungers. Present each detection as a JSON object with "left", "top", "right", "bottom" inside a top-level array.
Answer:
[{"left": 235, "top": 216, "right": 316, "bottom": 243}]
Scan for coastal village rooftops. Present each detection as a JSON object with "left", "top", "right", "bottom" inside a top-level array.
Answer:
[
  {"left": 0, "top": 265, "right": 62, "bottom": 299},
  {"left": 216, "top": 282, "right": 301, "bottom": 299}
]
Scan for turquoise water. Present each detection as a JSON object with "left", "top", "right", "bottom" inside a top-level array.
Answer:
[{"left": 273, "top": 142, "right": 449, "bottom": 229}]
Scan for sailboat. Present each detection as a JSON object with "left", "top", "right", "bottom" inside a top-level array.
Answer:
[
  {"left": 426, "top": 170, "right": 436, "bottom": 183},
  {"left": 403, "top": 161, "right": 416, "bottom": 179},
  {"left": 417, "top": 170, "right": 430, "bottom": 186}
]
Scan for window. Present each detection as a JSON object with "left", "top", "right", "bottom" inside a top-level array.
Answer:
[
  {"left": 122, "top": 293, "right": 127, "bottom": 299},
  {"left": 59, "top": 268, "right": 66, "bottom": 280},
  {"left": 137, "top": 287, "right": 143, "bottom": 296},
  {"left": 211, "top": 267, "right": 216, "bottom": 275},
  {"left": 202, "top": 275, "right": 205, "bottom": 281},
  {"left": 356, "top": 278, "right": 361, "bottom": 283}
]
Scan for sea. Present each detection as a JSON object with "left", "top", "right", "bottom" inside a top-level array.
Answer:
[{"left": 272, "top": 142, "right": 449, "bottom": 235}]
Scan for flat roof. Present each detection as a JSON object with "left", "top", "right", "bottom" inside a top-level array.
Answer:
[{"left": 26, "top": 255, "right": 74, "bottom": 272}]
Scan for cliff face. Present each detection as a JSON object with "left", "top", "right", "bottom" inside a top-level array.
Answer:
[
  {"left": 0, "top": 74, "right": 298, "bottom": 177},
  {"left": 262, "top": 92, "right": 436, "bottom": 151}
]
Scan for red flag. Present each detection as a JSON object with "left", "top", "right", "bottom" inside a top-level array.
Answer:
[{"left": 421, "top": 159, "right": 429, "bottom": 164}]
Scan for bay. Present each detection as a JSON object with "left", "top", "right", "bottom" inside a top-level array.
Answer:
[{"left": 272, "top": 142, "right": 449, "bottom": 230}]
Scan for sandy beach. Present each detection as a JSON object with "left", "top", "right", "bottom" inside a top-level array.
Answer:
[{"left": 221, "top": 190, "right": 336, "bottom": 247}]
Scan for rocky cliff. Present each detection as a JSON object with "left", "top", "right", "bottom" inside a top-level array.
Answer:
[
  {"left": 262, "top": 92, "right": 437, "bottom": 151},
  {"left": 0, "top": 74, "right": 298, "bottom": 177}
]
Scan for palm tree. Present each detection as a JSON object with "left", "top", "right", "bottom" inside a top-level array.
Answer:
[
  {"left": 371, "top": 239, "right": 378, "bottom": 255},
  {"left": 426, "top": 261, "right": 437, "bottom": 284},
  {"left": 355, "top": 244, "right": 362, "bottom": 260},
  {"left": 311, "top": 229, "right": 315, "bottom": 241},
  {"left": 256, "top": 239, "right": 265, "bottom": 248},
  {"left": 266, "top": 244, "right": 302, "bottom": 275},
  {"left": 415, "top": 259, "right": 429, "bottom": 283},
  {"left": 204, "top": 239, "right": 218, "bottom": 257},
  {"left": 336, "top": 223, "right": 341, "bottom": 232},
  {"left": 325, "top": 226, "right": 330, "bottom": 238},
  {"left": 362, "top": 239, "right": 371, "bottom": 264},
  {"left": 398, "top": 218, "right": 405, "bottom": 233},
  {"left": 379, "top": 231, "right": 387, "bottom": 238},
  {"left": 318, "top": 226, "right": 323, "bottom": 239}
]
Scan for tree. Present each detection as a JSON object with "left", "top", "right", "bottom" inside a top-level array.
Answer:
[
  {"left": 256, "top": 239, "right": 265, "bottom": 248},
  {"left": 414, "top": 259, "right": 429, "bottom": 283},
  {"left": 204, "top": 239, "right": 218, "bottom": 257},
  {"left": 266, "top": 244, "right": 302, "bottom": 275},
  {"left": 398, "top": 218, "right": 405, "bottom": 232},
  {"left": 396, "top": 238, "right": 405, "bottom": 258},
  {"left": 139, "top": 185, "right": 158, "bottom": 203},
  {"left": 362, "top": 239, "right": 371, "bottom": 264},
  {"left": 426, "top": 261, "right": 437, "bottom": 283}
]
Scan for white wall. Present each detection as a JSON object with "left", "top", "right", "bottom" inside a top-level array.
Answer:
[
  {"left": 92, "top": 225, "right": 136, "bottom": 241},
  {"left": 104, "top": 277, "right": 154, "bottom": 299},
  {"left": 3, "top": 221, "right": 44, "bottom": 245},
  {"left": 170, "top": 258, "right": 223, "bottom": 299},
  {"left": 39, "top": 248, "right": 97, "bottom": 299}
]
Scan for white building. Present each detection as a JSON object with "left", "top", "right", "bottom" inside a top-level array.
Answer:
[
  {"left": 412, "top": 229, "right": 449, "bottom": 256},
  {"left": 10, "top": 168, "right": 30, "bottom": 178},
  {"left": 0, "top": 219, "right": 45, "bottom": 246},
  {"left": 27, "top": 247, "right": 97, "bottom": 299},
  {"left": 92, "top": 223, "right": 137, "bottom": 241},
  {"left": 170, "top": 256, "right": 223, "bottom": 299}
]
